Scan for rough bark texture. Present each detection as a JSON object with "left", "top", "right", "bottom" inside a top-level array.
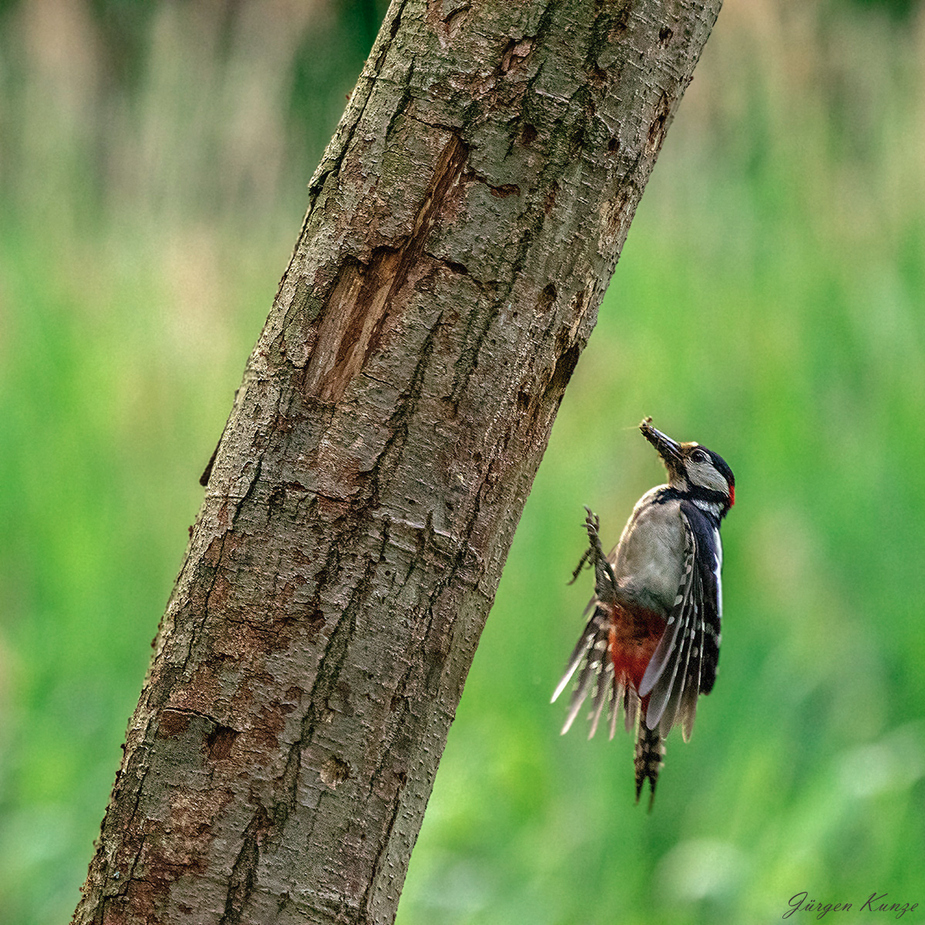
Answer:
[{"left": 73, "top": 0, "right": 721, "bottom": 922}]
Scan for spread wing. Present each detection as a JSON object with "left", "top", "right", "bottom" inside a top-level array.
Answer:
[
  {"left": 551, "top": 605, "right": 621, "bottom": 738},
  {"left": 638, "top": 501, "right": 722, "bottom": 741},
  {"left": 551, "top": 602, "right": 644, "bottom": 741}
]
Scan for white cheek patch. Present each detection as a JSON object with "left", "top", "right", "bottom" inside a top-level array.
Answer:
[{"left": 689, "top": 461, "right": 728, "bottom": 493}]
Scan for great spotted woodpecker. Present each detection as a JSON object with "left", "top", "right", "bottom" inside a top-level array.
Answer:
[{"left": 552, "top": 417, "right": 735, "bottom": 805}]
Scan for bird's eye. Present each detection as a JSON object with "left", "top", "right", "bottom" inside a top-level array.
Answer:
[{"left": 690, "top": 449, "right": 709, "bottom": 463}]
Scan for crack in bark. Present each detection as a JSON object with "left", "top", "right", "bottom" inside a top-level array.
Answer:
[
  {"left": 230, "top": 456, "right": 263, "bottom": 529},
  {"left": 449, "top": 298, "right": 504, "bottom": 406},
  {"left": 361, "top": 316, "right": 442, "bottom": 512},
  {"left": 359, "top": 768, "right": 408, "bottom": 920},
  {"left": 294, "top": 518, "right": 391, "bottom": 771},
  {"left": 276, "top": 737, "right": 302, "bottom": 829},
  {"left": 218, "top": 805, "right": 271, "bottom": 925}
]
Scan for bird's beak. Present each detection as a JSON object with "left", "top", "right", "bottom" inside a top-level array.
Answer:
[{"left": 639, "top": 417, "right": 684, "bottom": 476}]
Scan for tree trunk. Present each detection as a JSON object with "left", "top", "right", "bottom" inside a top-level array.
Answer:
[{"left": 73, "top": 0, "right": 721, "bottom": 922}]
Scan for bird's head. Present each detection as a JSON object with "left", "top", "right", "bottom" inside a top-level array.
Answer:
[{"left": 640, "top": 417, "right": 735, "bottom": 512}]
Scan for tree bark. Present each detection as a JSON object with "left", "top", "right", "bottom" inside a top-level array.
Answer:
[{"left": 73, "top": 0, "right": 721, "bottom": 922}]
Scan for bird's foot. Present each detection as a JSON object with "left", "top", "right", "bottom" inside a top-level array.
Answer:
[{"left": 570, "top": 507, "right": 620, "bottom": 605}]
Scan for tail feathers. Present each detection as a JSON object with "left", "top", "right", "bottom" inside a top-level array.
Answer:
[
  {"left": 634, "top": 720, "right": 664, "bottom": 809},
  {"left": 554, "top": 605, "right": 666, "bottom": 806}
]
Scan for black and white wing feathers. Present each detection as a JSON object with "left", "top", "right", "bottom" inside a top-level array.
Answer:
[
  {"left": 551, "top": 606, "right": 624, "bottom": 739},
  {"left": 639, "top": 501, "right": 723, "bottom": 741}
]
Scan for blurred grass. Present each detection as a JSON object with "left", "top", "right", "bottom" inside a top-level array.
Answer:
[{"left": 1, "top": 0, "right": 924, "bottom": 923}]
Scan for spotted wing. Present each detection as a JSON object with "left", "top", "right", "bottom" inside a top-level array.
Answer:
[{"left": 639, "top": 502, "right": 722, "bottom": 741}]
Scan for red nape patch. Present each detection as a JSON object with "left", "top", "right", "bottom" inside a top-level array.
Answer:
[
  {"left": 729, "top": 485, "right": 735, "bottom": 506},
  {"left": 608, "top": 607, "right": 667, "bottom": 692}
]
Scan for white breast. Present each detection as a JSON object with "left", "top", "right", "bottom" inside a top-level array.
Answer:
[{"left": 611, "top": 488, "right": 685, "bottom": 612}]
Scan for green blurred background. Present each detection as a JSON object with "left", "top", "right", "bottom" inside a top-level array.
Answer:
[{"left": 2, "top": 0, "right": 924, "bottom": 922}]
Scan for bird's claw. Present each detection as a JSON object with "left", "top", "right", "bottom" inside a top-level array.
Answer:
[
  {"left": 583, "top": 507, "right": 604, "bottom": 558},
  {"left": 568, "top": 508, "right": 599, "bottom": 584},
  {"left": 570, "top": 507, "right": 619, "bottom": 604}
]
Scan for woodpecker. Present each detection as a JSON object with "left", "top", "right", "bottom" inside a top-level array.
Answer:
[{"left": 552, "top": 417, "right": 735, "bottom": 805}]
